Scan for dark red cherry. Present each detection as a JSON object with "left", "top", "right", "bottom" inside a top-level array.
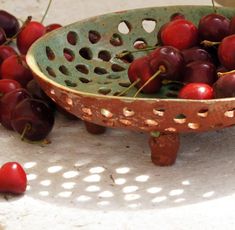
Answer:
[
  {"left": 0, "top": 55, "right": 33, "bottom": 87},
  {"left": 11, "top": 98, "right": 55, "bottom": 141},
  {"left": 160, "top": 19, "right": 198, "bottom": 50},
  {"left": 218, "top": 34, "right": 235, "bottom": 70},
  {"left": 182, "top": 60, "right": 217, "bottom": 85},
  {"left": 229, "top": 16, "right": 235, "bottom": 34},
  {"left": 0, "top": 79, "right": 21, "bottom": 97},
  {"left": 127, "top": 56, "right": 161, "bottom": 94},
  {"left": 0, "top": 28, "right": 7, "bottom": 45},
  {"left": 0, "top": 45, "right": 17, "bottom": 66},
  {"left": 0, "top": 10, "right": 20, "bottom": 37},
  {"left": 16, "top": 21, "right": 46, "bottom": 55},
  {"left": 46, "top": 23, "right": 62, "bottom": 33},
  {"left": 149, "top": 46, "right": 184, "bottom": 81},
  {"left": 213, "top": 72, "right": 235, "bottom": 98},
  {"left": 181, "top": 46, "right": 213, "bottom": 64},
  {"left": 0, "top": 88, "right": 31, "bottom": 130},
  {"left": 198, "top": 13, "right": 230, "bottom": 42},
  {"left": 178, "top": 83, "right": 214, "bottom": 99}
]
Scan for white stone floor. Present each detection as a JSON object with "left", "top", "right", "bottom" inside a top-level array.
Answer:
[{"left": 1, "top": 0, "right": 235, "bottom": 229}]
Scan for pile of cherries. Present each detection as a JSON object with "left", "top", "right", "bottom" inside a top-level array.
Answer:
[
  {"left": 125, "top": 8, "right": 235, "bottom": 100},
  {"left": 0, "top": 6, "right": 64, "bottom": 143}
]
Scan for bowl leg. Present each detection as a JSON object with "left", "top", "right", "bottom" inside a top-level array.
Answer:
[
  {"left": 84, "top": 121, "right": 107, "bottom": 135},
  {"left": 149, "top": 132, "right": 180, "bottom": 166}
]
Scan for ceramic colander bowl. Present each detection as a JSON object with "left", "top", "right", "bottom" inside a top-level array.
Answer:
[{"left": 26, "top": 5, "right": 235, "bottom": 166}]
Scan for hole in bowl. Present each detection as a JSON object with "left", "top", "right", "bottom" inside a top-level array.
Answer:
[
  {"left": 110, "top": 33, "right": 123, "bottom": 46},
  {"left": 98, "top": 87, "right": 111, "bottom": 95},
  {"left": 67, "top": 31, "right": 78, "bottom": 45},
  {"left": 174, "top": 114, "right": 186, "bottom": 124},
  {"left": 133, "top": 39, "right": 148, "bottom": 49},
  {"left": 76, "top": 64, "right": 89, "bottom": 74},
  {"left": 118, "top": 50, "right": 134, "bottom": 63},
  {"left": 142, "top": 19, "right": 157, "bottom": 33},
  {"left": 79, "top": 47, "right": 93, "bottom": 60},
  {"left": 101, "top": 108, "right": 113, "bottom": 118},
  {"left": 63, "top": 48, "right": 75, "bottom": 62},
  {"left": 144, "top": 119, "right": 159, "bottom": 127},
  {"left": 45, "top": 46, "right": 55, "bottom": 60},
  {"left": 119, "top": 82, "right": 131, "bottom": 88},
  {"left": 188, "top": 123, "right": 200, "bottom": 130},
  {"left": 94, "top": 67, "right": 108, "bottom": 75},
  {"left": 153, "top": 108, "right": 165, "bottom": 117},
  {"left": 88, "top": 30, "right": 101, "bottom": 44},
  {"left": 123, "top": 107, "right": 135, "bottom": 117},
  {"left": 107, "top": 74, "right": 121, "bottom": 80},
  {"left": 59, "top": 65, "right": 70, "bottom": 75},
  {"left": 224, "top": 108, "right": 235, "bottom": 118},
  {"left": 197, "top": 109, "right": 209, "bottom": 118},
  {"left": 79, "top": 77, "right": 91, "bottom": 83},
  {"left": 111, "top": 64, "right": 125, "bottom": 72},
  {"left": 98, "top": 50, "right": 111, "bottom": 62},
  {"left": 118, "top": 21, "right": 131, "bottom": 34},
  {"left": 46, "top": 66, "right": 56, "bottom": 78},
  {"left": 65, "top": 80, "right": 77, "bottom": 87}
]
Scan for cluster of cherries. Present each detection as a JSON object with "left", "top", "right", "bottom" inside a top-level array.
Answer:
[{"left": 124, "top": 8, "right": 235, "bottom": 100}]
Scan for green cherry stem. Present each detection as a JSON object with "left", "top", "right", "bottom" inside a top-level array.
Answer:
[
  {"left": 218, "top": 69, "right": 235, "bottom": 77},
  {"left": 133, "top": 65, "right": 166, "bottom": 98},
  {"left": 41, "top": 0, "right": 53, "bottom": 24},
  {"left": 117, "top": 78, "right": 141, "bottom": 96},
  {"left": 200, "top": 40, "right": 220, "bottom": 47},
  {"left": 20, "top": 123, "right": 31, "bottom": 141},
  {"left": 212, "top": 0, "right": 217, "bottom": 13}
]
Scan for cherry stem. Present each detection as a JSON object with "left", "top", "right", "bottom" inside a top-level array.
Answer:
[
  {"left": 133, "top": 65, "right": 166, "bottom": 98},
  {"left": 41, "top": 0, "right": 53, "bottom": 24},
  {"left": 20, "top": 123, "right": 31, "bottom": 141},
  {"left": 117, "top": 78, "right": 141, "bottom": 96},
  {"left": 212, "top": 0, "right": 217, "bottom": 13},
  {"left": 3, "top": 16, "right": 32, "bottom": 45},
  {"left": 116, "top": 46, "right": 158, "bottom": 59},
  {"left": 200, "top": 40, "right": 220, "bottom": 47},
  {"left": 218, "top": 69, "right": 235, "bottom": 77}
]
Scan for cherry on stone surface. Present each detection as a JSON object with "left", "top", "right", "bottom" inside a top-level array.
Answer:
[
  {"left": 160, "top": 19, "right": 199, "bottom": 50},
  {"left": 198, "top": 13, "right": 230, "bottom": 42},
  {"left": 0, "top": 162, "right": 27, "bottom": 195},
  {"left": 218, "top": 34, "right": 235, "bottom": 70},
  {"left": 182, "top": 60, "right": 217, "bottom": 85},
  {"left": 0, "top": 54, "right": 34, "bottom": 87},
  {"left": 213, "top": 72, "right": 235, "bottom": 98},
  {"left": 0, "top": 79, "right": 21, "bottom": 97},
  {"left": 0, "top": 88, "right": 31, "bottom": 130},
  {"left": 229, "top": 16, "right": 235, "bottom": 35},
  {"left": 0, "top": 45, "right": 18, "bottom": 66},
  {"left": 0, "top": 10, "right": 20, "bottom": 38},
  {"left": 11, "top": 98, "right": 55, "bottom": 141},
  {"left": 16, "top": 21, "right": 46, "bottom": 55},
  {"left": 178, "top": 83, "right": 214, "bottom": 100}
]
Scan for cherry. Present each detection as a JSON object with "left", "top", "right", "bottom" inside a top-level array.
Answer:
[
  {"left": 0, "top": 88, "right": 31, "bottom": 130},
  {"left": 181, "top": 46, "right": 213, "bottom": 64},
  {"left": 229, "top": 16, "right": 235, "bottom": 34},
  {"left": 0, "top": 79, "right": 21, "bottom": 97},
  {"left": 218, "top": 34, "right": 235, "bottom": 70},
  {"left": 0, "top": 10, "right": 20, "bottom": 38},
  {"left": 160, "top": 19, "right": 198, "bottom": 50},
  {"left": 0, "top": 45, "right": 17, "bottom": 66},
  {"left": 16, "top": 21, "right": 46, "bottom": 55},
  {"left": 0, "top": 162, "right": 27, "bottom": 194},
  {"left": 182, "top": 60, "right": 217, "bottom": 85},
  {"left": 178, "top": 83, "right": 214, "bottom": 99},
  {"left": 46, "top": 23, "right": 62, "bottom": 33},
  {"left": 198, "top": 13, "right": 230, "bottom": 42},
  {"left": 170, "top": 12, "right": 185, "bottom": 21},
  {"left": 127, "top": 55, "right": 162, "bottom": 95},
  {"left": 11, "top": 98, "right": 55, "bottom": 141},
  {"left": 149, "top": 46, "right": 184, "bottom": 81},
  {"left": 213, "top": 72, "right": 235, "bottom": 98},
  {"left": 0, "top": 28, "right": 7, "bottom": 45},
  {"left": 0, "top": 54, "right": 34, "bottom": 87}
]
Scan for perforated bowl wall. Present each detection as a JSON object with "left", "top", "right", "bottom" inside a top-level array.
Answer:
[{"left": 26, "top": 5, "right": 235, "bottom": 134}]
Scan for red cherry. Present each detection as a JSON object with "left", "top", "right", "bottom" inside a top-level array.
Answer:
[
  {"left": 229, "top": 16, "right": 235, "bottom": 34},
  {"left": 0, "top": 54, "right": 34, "bottom": 87},
  {"left": 0, "top": 79, "right": 21, "bottom": 97},
  {"left": 178, "top": 83, "right": 214, "bottom": 100},
  {"left": 46, "top": 23, "right": 62, "bottom": 33},
  {"left": 0, "top": 162, "right": 27, "bottom": 194},
  {"left": 218, "top": 34, "right": 235, "bottom": 70},
  {"left": 0, "top": 45, "right": 17, "bottom": 66},
  {"left": 160, "top": 19, "right": 198, "bottom": 50},
  {"left": 0, "top": 28, "right": 7, "bottom": 45},
  {"left": 16, "top": 21, "right": 46, "bottom": 55}
]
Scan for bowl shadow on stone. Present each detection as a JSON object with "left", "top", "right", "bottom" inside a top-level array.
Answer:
[{"left": 2, "top": 115, "right": 234, "bottom": 211}]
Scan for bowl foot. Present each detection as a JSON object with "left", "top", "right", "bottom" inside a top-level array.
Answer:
[
  {"left": 149, "top": 132, "right": 180, "bottom": 166},
  {"left": 84, "top": 121, "right": 107, "bottom": 135}
]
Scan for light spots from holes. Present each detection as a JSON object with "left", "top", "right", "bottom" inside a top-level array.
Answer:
[
  {"left": 47, "top": 166, "right": 63, "bottom": 173},
  {"left": 147, "top": 187, "right": 162, "bottom": 194},
  {"left": 202, "top": 191, "right": 215, "bottom": 198},
  {"left": 122, "top": 186, "right": 139, "bottom": 193},
  {"left": 39, "top": 191, "right": 49, "bottom": 197},
  {"left": 24, "top": 162, "right": 37, "bottom": 169},
  {"left": 182, "top": 180, "right": 191, "bottom": 186},
  {"left": 63, "top": 170, "right": 79, "bottom": 179},
  {"left": 89, "top": 166, "right": 105, "bottom": 174},
  {"left": 169, "top": 189, "right": 184, "bottom": 196},
  {"left": 124, "top": 194, "right": 141, "bottom": 201},
  {"left": 58, "top": 191, "right": 72, "bottom": 198},
  {"left": 116, "top": 167, "right": 130, "bottom": 174},
  {"left": 40, "top": 180, "right": 52, "bottom": 186},
  {"left": 86, "top": 185, "right": 101, "bottom": 192},
  {"left": 61, "top": 182, "right": 76, "bottom": 189},
  {"left": 27, "top": 174, "right": 37, "bottom": 181},
  {"left": 128, "top": 203, "right": 141, "bottom": 209},
  {"left": 152, "top": 196, "right": 167, "bottom": 203},
  {"left": 97, "top": 201, "right": 110, "bottom": 206},
  {"left": 118, "top": 21, "right": 131, "bottom": 34},
  {"left": 26, "top": 185, "right": 31, "bottom": 191},
  {"left": 135, "top": 175, "right": 149, "bottom": 182},
  {"left": 174, "top": 198, "right": 186, "bottom": 203},
  {"left": 114, "top": 178, "right": 126, "bottom": 185},
  {"left": 77, "top": 195, "right": 92, "bottom": 202},
  {"left": 83, "top": 174, "right": 101, "bottom": 182},
  {"left": 98, "top": 191, "right": 114, "bottom": 198}
]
